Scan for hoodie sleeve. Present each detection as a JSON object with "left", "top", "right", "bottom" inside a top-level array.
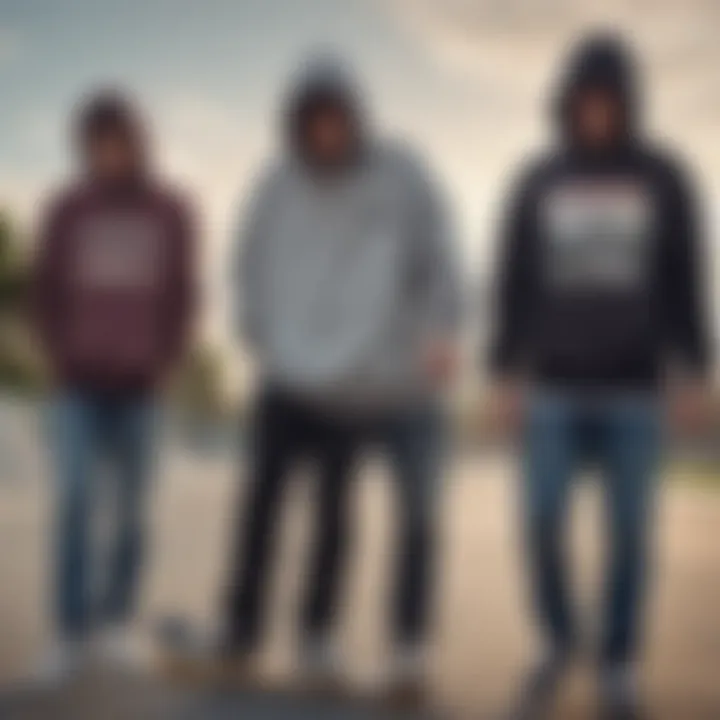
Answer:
[
  {"left": 661, "top": 159, "right": 712, "bottom": 376},
  {"left": 162, "top": 195, "right": 197, "bottom": 371},
  {"left": 488, "top": 164, "right": 539, "bottom": 377},
  {"left": 231, "top": 166, "right": 277, "bottom": 351},
  {"left": 32, "top": 194, "right": 67, "bottom": 367},
  {"left": 406, "top": 153, "right": 463, "bottom": 338}
]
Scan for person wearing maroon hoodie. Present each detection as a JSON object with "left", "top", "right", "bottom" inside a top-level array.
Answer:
[{"left": 33, "top": 91, "right": 195, "bottom": 682}]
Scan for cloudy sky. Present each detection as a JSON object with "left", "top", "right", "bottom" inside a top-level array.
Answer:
[{"left": 1, "top": 0, "right": 719, "bottom": 351}]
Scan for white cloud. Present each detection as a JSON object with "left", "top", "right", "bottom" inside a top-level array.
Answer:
[
  {"left": 148, "top": 93, "right": 272, "bottom": 354},
  {"left": 377, "top": 0, "right": 720, "bottom": 181},
  {"left": 377, "top": 0, "right": 720, "bottom": 129},
  {"left": 374, "top": 0, "right": 720, "bottom": 304}
]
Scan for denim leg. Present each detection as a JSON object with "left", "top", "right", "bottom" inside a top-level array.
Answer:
[
  {"left": 597, "top": 400, "right": 661, "bottom": 666},
  {"left": 51, "top": 394, "right": 101, "bottom": 639},
  {"left": 102, "top": 398, "right": 156, "bottom": 625},
  {"left": 522, "top": 395, "right": 580, "bottom": 652},
  {"left": 384, "top": 403, "right": 446, "bottom": 647}
]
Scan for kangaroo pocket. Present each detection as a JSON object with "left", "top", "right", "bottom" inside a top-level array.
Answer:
[
  {"left": 62, "top": 295, "right": 164, "bottom": 383},
  {"left": 535, "top": 294, "right": 659, "bottom": 382}
]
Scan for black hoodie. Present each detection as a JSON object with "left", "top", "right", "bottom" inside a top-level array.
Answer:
[{"left": 490, "top": 34, "right": 711, "bottom": 390}]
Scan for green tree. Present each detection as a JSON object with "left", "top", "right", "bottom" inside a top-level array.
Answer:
[
  {"left": 0, "top": 211, "right": 30, "bottom": 310},
  {"left": 171, "top": 343, "right": 227, "bottom": 421},
  {"left": 0, "top": 208, "right": 231, "bottom": 407},
  {"left": 0, "top": 210, "right": 43, "bottom": 394}
]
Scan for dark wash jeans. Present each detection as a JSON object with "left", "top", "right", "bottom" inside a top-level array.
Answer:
[
  {"left": 522, "top": 391, "right": 662, "bottom": 666},
  {"left": 224, "top": 385, "right": 446, "bottom": 651},
  {"left": 50, "top": 390, "right": 155, "bottom": 639}
]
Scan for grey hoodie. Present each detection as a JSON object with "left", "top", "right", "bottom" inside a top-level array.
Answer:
[{"left": 233, "top": 57, "right": 461, "bottom": 409}]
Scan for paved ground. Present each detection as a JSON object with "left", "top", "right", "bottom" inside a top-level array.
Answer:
[
  {"left": 0, "top": 672, "right": 445, "bottom": 720},
  {"left": 0, "top": 402, "right": 718, "bottom": 718}
]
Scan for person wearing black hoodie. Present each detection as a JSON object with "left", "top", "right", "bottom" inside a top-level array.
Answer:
[{"left": 489, "top": 34, "right": 712, "bottom": 720}]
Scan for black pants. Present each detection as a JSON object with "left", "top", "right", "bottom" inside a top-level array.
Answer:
[{"left": 223, "top": 386, "right": 444, "bottom": 651}]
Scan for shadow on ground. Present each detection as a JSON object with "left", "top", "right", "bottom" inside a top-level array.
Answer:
[{"left": 0, "top": 669, "right": 450, "bottom": 720}]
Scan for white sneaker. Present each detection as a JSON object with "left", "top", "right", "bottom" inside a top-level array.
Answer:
[
  {"left": 97, "top": 625, "right": 148, "bottom": 671},
  {"left": 33, "top": 640, "right": 88, "bottom": 688}
]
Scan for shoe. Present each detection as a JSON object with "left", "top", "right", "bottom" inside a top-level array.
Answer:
[
  {"left": 97, "top": 624, "right": 148, "bottom": 672},
  {"left": 157, "top": 617, "right": 257, "bottom": 685},
  {"left": 216, "top": 635, "right": 258, "bottom": 685},
  {"left": 297, "top": 636, "right": 347, "bottom": 695},
  {"left": 506, "top": 645, "right": 570, "bottom": 720},
  {"left": 600, "top": 664, "right": 645, "bottom": 720},
  {"left": 378, "top": 645, "right": 429, "bottom": 710},
  {"left": 33, "top": 639, "right": 89, "bottom": 688}
]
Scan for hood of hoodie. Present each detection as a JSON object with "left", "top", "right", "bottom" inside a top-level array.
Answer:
[
  {"left": 555, "top": 33, "right": 639, "bottom": 151},
  {"left": 74, "top": 90, "right": 150, "bottom": 187},
  {"left": 282, "top": 54, "right": 367, "bottom": 168}
]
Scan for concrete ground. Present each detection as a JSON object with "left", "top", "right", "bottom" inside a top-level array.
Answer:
[{"left": 0, "top": 403, "right": 718, "bottom": 718}]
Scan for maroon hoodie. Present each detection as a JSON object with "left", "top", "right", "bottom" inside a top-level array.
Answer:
[{"left": 34, "top": 181, "right": 196, "bottom": 393}]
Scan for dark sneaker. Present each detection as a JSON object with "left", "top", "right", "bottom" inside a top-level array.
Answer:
[
  {"left": 382, "top": 675, "right": 427, "bottom": 712},
  {"left": 506, "top": 647, "right": 570, "bottom": 720},
  {"left": 372, "top": 645, "right": 431, "bottom": 712},
  {"left": 599, "top": 664, "right": 646, "bottom": 720},
  {"left": 293, "top": 636, "right": 352, "bottom": 698},
  {"left": 156, "top": 617, "right": 257, "bottom": 686}
]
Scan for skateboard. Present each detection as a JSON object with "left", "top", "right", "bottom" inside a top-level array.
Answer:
[{"left": 154, "top": 615, "right": 452, "bottom": 718}]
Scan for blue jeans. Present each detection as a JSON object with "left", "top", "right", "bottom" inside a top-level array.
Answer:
[
  {"left": 523, "top": 392, "right": 662, "bottom": 665},
  {"left": 50, "top": 391, "right": 155, "bottom": 638}
]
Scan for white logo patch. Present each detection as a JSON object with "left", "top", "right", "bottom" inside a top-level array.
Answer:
[{"left": 542, "top": 181, "right": 653, "bottom": 291}]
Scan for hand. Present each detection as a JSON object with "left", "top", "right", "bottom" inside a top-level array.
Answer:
[
  {"left": 422, "top": 337, "right": 460, "bottom": 387},
  {"left": 669, "top": 381, "right": 713, "bottom": 436},
  {"left": 487, "top": 379, "right": 525, "bottom": 436}
]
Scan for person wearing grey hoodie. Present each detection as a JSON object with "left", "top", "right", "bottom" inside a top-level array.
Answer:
[{"left": 221, "top": 55, "right": 461, "bottom": 699}]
